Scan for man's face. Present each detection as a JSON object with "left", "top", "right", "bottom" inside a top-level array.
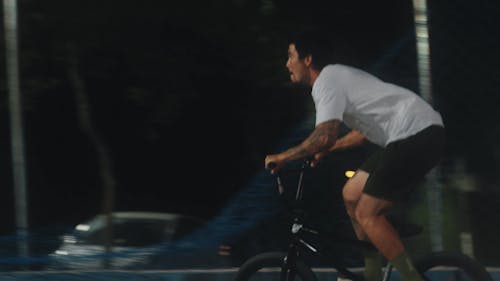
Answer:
[{"left": 286, "top": 44, "right": 310, "bottom": 84}]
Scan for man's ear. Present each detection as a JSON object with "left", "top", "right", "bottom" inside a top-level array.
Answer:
[{"left": 304, "top": 54, "right": 313, "bottom": 67}]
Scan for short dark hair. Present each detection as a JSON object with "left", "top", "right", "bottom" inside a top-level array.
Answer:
[{"left": 289, "top": 29, "right": 335, "bottom": 70}]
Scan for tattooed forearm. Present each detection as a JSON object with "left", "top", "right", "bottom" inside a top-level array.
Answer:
[
  {"left": 306, "top": 121, "right": 339, "bottom": 149},
  {"left": 330, "top": 130, "right": 366, "bottom": 152},
  {"left": 281, "top": 120, "right": 340, "bottom": 161}
]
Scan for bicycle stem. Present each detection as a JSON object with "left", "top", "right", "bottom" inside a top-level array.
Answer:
[{"left": 294, "top": 160, "right": 309, "bottom": 201}]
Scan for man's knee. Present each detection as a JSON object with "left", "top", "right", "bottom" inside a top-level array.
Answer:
[
  {"left": 354, "top": 195, "right": 393, "bottom": 228},
  {"left": 354, "top": 204, "right": 376, "bottom": 228}
]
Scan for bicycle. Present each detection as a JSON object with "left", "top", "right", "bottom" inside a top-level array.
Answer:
[{"left": 233, "top": 160, "right": 493, "bottom": 281}]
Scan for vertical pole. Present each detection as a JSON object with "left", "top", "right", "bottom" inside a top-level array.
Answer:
[
  {"left": 3, "top": 0, "right": 30, "bottom": 259},
  {"left": 413, "top": 0, "right": 433, "bottom": 104},
  {"left": 412, "top": 0, "right": 443, "bottom": 252}
]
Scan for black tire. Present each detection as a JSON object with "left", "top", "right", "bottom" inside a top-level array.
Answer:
[
  {"left": 233, "top": 252, "right": 318, "bottom": 281},
  {"left": 414, "top": 251, "right": 493, "bottom": 281}
]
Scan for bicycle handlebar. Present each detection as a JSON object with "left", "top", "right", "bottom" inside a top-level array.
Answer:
[
  {"left": 267, "top": 159, "right": 314, "bottom": 196},
  {"left": 266, "top": 159, "right": 314, "bottom": 174}
]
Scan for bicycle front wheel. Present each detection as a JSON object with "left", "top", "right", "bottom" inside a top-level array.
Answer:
[
  {"left": 233, "top": 252, "right": 318, "bottom": 281},
  {"left": 414, "top": 251, "right": 493, "bottom": 281}
]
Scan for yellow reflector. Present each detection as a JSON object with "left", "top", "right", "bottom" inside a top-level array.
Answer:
[{"left": 345, "top": 170, "right": 355, "bottom": 178}]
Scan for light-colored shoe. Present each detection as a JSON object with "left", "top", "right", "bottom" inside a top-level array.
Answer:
[{"left": 337, "top": 277, "right": 352, "bottom": 281}]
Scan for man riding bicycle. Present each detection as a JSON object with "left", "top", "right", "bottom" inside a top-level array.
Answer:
[{"left": 264, "top": 30, "right": 445, "bottom": 281}]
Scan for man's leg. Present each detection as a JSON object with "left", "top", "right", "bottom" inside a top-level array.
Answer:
[
  {"left": 342, "top": 171, "right": 382, "bottom": 281},
  {"left": 343, "top": 171, "right": 369, "bottom": 239},
  {"left": 354, "top": 194, "right": 422, "bottom": 281}
]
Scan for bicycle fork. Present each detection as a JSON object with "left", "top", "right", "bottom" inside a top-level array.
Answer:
[
  {"left": 280, "top": 221, "right": 303, "bottom": 281},
  {"left": 280, "top": 244, "right": 298, "bottom": 281},
  {"left": 382, "top": 262, "right": 393, "bottom": 281},
  {"left": 280, "top": 221, "right": 320, "bottom": 281}
]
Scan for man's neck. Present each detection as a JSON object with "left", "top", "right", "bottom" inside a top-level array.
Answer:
[{"left": 308, "top": 67, "right": 321, "bottom": 86}]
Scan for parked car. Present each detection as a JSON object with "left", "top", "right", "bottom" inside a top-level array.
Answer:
[{"left": 47, "top": 211, "right": 219, "bottom": 269}]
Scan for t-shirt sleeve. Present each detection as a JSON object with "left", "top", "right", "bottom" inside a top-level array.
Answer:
[{"left": 314, "top": 82, "right": 346, "bottom": 126}]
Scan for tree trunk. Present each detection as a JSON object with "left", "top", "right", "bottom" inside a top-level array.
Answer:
[{"left": 67, "top": 53, "right": 117, "bottom": 269}]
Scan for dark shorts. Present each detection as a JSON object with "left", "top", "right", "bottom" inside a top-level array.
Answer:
[{"left": 360, "top": 125, "right": 445, "bottom": 201}]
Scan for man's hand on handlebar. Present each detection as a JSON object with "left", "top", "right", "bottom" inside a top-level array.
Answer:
[
  {"left": 264, "top": 154, "right": 284, "bottom": 174},
  {"left": 310, "top": 151, "right": 327, "bottom": 167},
  {"left": 265, "top": 153, "right": 326, "bottom": 174}
]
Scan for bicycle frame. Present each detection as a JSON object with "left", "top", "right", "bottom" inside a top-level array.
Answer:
[
  {"left": 236, "top": 160, "right": 492, "bottom": 281},
  {"left": 275, "top": 160, "right": 394, "bottom": 281}
]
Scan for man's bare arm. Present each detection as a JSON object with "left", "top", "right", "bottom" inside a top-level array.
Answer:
[
  {"left": 329, "top": 130, "right": 366, "bottom": 152},
  {"left": 308, "top": 129, "right": 366, "bottom": 166},
  {"left": 275, "top": 119, "right": 341, "bottom": 163}
]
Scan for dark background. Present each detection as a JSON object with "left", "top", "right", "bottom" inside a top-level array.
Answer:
[{"left": 0, "top": 0, "right": 499, "bottom": 254}]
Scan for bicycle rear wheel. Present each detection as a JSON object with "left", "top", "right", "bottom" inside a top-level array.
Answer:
[
  {"left": 233, "top": 252, "right": 318, "bottom": 281},
  {"left": 414, "top": 251, "right": 493, "bottom": 281}
]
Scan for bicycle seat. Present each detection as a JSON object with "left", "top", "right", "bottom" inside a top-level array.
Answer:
[{"left": 387, "top": 215, "right": 423, "bottom": 238}]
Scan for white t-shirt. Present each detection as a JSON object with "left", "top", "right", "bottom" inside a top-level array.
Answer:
[{"left": 312, "top": 64, "right": 444, "bottom": 147}]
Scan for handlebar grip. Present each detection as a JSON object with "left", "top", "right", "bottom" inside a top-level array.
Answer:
[
  {"left": 276, "top": 175, "right": 284, "bottom": 194},
  {"left": 266, "top": 162, "right": 284, "bottom": 194},
  {"left": 266, "top": 162, "right": 277, "bottom": 170}
]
